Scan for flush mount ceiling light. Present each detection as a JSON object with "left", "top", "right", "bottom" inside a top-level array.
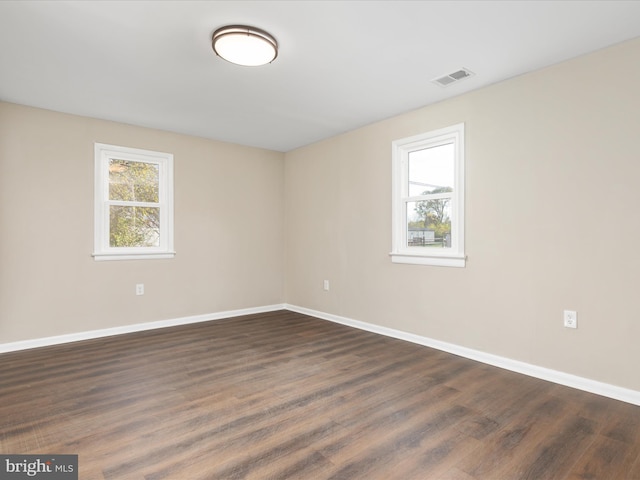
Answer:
[{"left": 212, "top": 25, "right": 278, "bottom": 67}]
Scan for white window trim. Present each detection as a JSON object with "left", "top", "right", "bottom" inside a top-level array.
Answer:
[
  {"left": 93, "top": 143, "right": 175, "bottom": 261},
  {"left": 391, "top": 123, "right": 465, "bottom": 268}
]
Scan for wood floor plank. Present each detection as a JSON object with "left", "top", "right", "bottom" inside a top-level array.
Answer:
[
  {"left": 567, "top": 434, "right": 639, "bottom": 480},
  {"left": 1, "top": 310, "right": 639, "bottom": 479}
]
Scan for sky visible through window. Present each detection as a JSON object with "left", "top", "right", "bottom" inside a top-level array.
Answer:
[
  {"left": 408, "top": 143, "right": 454, "bottom": 195},
  {"left": 408, "top": 143, "right": 454, "bottom": 225}
]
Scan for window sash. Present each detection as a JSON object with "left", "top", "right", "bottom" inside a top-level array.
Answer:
[
  {"left": 94, "top": 143, "right": 174, "bottom": 261},
  {"left": 391, "top": 124, "right": 465, "bottom": 267},
  {"left": 404, "top": 192, "right": 453, "bottom": 202}
]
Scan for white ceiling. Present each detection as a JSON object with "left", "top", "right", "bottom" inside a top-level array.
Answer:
[{"left": 1, "top": 1, "right": 639, "bottom": 152}]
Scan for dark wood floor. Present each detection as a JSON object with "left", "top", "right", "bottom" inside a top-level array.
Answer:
[{"left": 1, "top": 310, "right": 639, "bottom": 479}]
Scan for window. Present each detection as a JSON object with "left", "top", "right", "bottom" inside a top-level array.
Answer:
[
  {"left": 94, "top": 143, "right": 174, "bottom": 261},
  {"left": 391, "top": 123, "right": 465, "bottom": 267}
]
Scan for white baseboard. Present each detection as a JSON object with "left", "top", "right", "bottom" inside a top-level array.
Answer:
[
  {"left": 0, "top": 304, "right": 285, "bottom": 354},
  {"left": 285, "top": 304, "right": 640, "bottom": 407},
  {"left": 3, "top": 302, "right": 638, "bottom": 406}
]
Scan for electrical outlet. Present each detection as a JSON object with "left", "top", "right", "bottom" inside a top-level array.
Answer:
[
  {"left": 563, "top": 310, "right": 577, "bottom": 329},
  {"left": 323, "top": 280, "right": 330, "bottom": 291},
  {"left": 136, "top": 284, "right": 144, "bottom": 296}
]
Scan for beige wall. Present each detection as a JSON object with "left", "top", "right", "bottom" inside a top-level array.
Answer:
[
  {"left": 0, "top": 103, "right": 284, "bottom": 343},
  {"left": 284, "top": 37, "right": 640, "bottom": 391},
  {"left": 2, "top": 37, "right": 640, "bottom": 393}
]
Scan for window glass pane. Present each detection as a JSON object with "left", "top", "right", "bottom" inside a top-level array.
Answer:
[
  {"left": 109, "top": 159, "right": 159, "bottom": 203},
  {"left": 109, "top": 206, "right": 160, "bottom": 247},
  {"left": 407, "top": 200, "right": 451, "bottom": 248},
  {"left": 408, "top": 143, "right": 454, "bottom": 196}
]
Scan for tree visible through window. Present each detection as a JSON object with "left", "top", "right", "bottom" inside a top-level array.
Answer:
[
  {"left": 109, "top": 159, "right": 160, "bottom": 247},
  {"left": 413, "top": 188, "right": 452, "bottom": 243}
]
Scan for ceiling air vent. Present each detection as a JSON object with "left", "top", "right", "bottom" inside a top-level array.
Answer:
[{"left": 432, "top": 68, "right": 474, "bottom": 87}]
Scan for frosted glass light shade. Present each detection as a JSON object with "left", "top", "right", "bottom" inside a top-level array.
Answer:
[{"left": 212, "top": 25, "right": 278, "bottom": 67}]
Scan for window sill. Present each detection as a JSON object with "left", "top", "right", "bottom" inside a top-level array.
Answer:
[
  {"left": 93, "top": 252, "right": 176, "bottom": 262},
  {"left": 390, "top": 252, "right": 466, "bottom": 268}
]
